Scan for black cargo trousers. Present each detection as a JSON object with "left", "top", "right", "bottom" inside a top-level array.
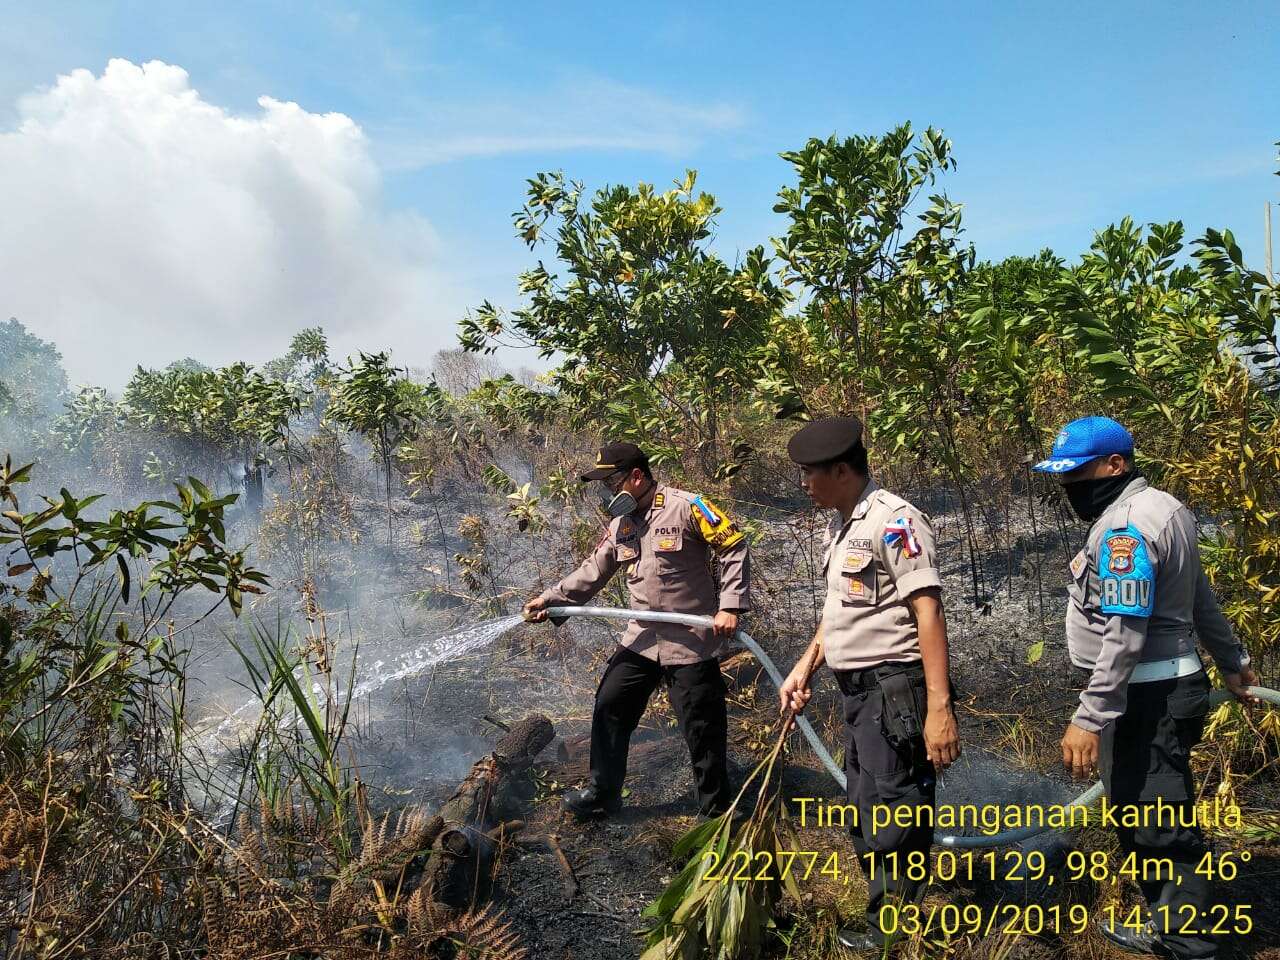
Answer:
[
  {"left": 1098, "top": 669, "right": 1217, "bottom": 960},
  {"left": 589, "top": 645, "right": 732, "bottom": 815},
  {"left": 835, "top": 659, "right": 936, "bottom": 941}
]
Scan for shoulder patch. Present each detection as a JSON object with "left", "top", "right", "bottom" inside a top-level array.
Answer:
[
  {"left": 654, "top": 491, "right": 665, "bottom": 508},
  {"left": 691, "top": 495, "right": 745, "bottom": 550},
  {"left": 882, "top": 515, "right": 922, "bottom": 558},
  {"left": 691, "top": 495, "right": 720, "bottom": 524},
  {"left": 1097, "top": 524, "right": 1154, "bottom": 617},
  {"left": 1069, "top": 549, "right": 1088, "bottom": 579}
]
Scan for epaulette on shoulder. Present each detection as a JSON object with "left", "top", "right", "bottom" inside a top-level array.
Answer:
[{"left": 876, "top": 489, "right": 915, "bottom": 516}]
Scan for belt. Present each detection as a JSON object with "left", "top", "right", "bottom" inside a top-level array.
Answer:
[
  {"left": 834, "top": 660, "right": 922, "bottom": 695},
  {"left": 1129, "top": 652, "right": 1203, "bottom": 684}
]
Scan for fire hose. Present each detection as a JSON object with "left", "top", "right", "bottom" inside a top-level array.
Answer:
[{"left": 544, "top": 605, "right": 1280, "bottom": 848}]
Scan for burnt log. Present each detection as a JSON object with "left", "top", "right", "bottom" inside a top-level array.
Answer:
[{"left": 418, "top": 713, "right": 553, "bottom": 910}]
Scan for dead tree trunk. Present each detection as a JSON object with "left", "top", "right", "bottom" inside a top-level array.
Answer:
[{"left": 418, "top": 714, "right": 553, "bottom": 911}]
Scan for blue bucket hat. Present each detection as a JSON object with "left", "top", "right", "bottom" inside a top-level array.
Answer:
[{"left": 1032, "top": 416, "right": 1134, "bottom": 474}]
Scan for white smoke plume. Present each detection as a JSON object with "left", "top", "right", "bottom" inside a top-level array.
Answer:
[{"left": 0, "top": 59, "right": 462, "bottom": 389}]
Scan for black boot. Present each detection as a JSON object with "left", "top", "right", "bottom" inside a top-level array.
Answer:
[
  {"left": 562, "top": 785, "right": 622, "bottom": 819},
  {"left": 1096, "top": 914, "right": 1163, "bottom": 955}
]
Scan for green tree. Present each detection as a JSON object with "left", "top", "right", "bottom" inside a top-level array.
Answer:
[
  {"left": 771, "top": 124, "right": 955, "bottom": 374},
  {"left": 325, "top": 351, "right": 421, "bottom": 545},
  {"left": 121, "top": 362, "right": 304, "bottom": 509},
  {"left": 459, "top": 170, "right": 788, "bottom": 473},
  {"left": 0, "top": 318, "right": 70, "bottom": 439},
  {"left": 50, "top": 386, "right": 123, "bottom": 457},
  {"left": 263, "top": 327, "right": 332, "bottom": 386}
]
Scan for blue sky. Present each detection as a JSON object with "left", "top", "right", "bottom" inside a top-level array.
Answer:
[{"left": 2, "top": 1, "right": 1277, "bottom": 384}]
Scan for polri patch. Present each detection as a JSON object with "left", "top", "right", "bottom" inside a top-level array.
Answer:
[
  {"left": 653, "top": 526, "right": 682, "bottom": 552},
  {"left": 1097, "top": 524, "right": 1154, "bottom": 617}
]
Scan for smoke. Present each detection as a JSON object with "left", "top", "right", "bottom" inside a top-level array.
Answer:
[{"left": 0, "top": 59, "right": 466, "bottom": 391}]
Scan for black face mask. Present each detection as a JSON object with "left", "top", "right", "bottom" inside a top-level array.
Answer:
[{"left": 1063, "top": 470, "right": 1137, "bottom": 522}]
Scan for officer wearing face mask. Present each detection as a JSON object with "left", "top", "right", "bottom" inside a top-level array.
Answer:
[
  {"left": 1033, "top": 416, "right": 1257, "bottom": 960},
  {"left": 523, "top": 442, "right": 751, "bottom": 819}
]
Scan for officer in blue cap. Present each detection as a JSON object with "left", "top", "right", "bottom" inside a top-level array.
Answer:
[{"left": 1034, "top": 416, "right": 1258, "bottom": 959}]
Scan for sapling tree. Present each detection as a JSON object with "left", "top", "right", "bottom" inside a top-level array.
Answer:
[
  {"left": 459, "top": 170, "right": 787, "bottom": 474},
  {"left": 326, "top": 352, "right": 422, "bottom": 545}
]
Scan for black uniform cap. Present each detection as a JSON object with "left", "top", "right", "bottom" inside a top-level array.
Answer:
[
  {"left": 580, "top": 441, "right": 650, "bottom": 481},
  {"left": 787, "top": 416, "right": 865, "bottom": 466}
]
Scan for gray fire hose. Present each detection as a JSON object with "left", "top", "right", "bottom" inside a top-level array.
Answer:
[
  {"left": 546, "top": 605, "right": 846, "bottom": 787},
  {"left": 544, "top": 605, "right": 1279, "bottom": 848}
]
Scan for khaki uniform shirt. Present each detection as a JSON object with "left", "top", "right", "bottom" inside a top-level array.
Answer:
[
  {"left": 1067, "top": 475, "right": 1250, "bottom": 732},
  {"left": 820, "top": 480, "right": 943, "bottom": 671},
  {"left": 538, "top": 484, "right": 750, "bottom": 665}
]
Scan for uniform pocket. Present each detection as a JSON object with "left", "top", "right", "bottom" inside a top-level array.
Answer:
[
  {"left": 877, "top": 668, "right": 925, "bottom": 747},
  {"left": 651, "top": 527, "right": 683, "bottom": 575},
  {"left": 1168, "top": 670, "right": 1210, "bottom": 720},
  {"left": 614, "top": 538, "right": 640, "bottom": 565},
  {"left": 1169, "top": 670, "right": 1210, "bottom": 761},
  {"left": 839, "top": 549, "right": 878, "bottom": 606}
]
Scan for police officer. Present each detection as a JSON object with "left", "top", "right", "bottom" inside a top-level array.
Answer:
[
  {"left": 778, "top": 417, "right": 961, "bottom": 952},
  {"left": 1034, "top": 416, "right": 1258, "bottom": 959},
  {"left": 524, "top": 441, "right": 751, "bottom": 819}
]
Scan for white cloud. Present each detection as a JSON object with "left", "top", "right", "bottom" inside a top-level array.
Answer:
[{"left": 1, "top": 59, "right": 465, "bottom": 390}]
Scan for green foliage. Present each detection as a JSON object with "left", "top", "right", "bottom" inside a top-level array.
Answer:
[
  {"left": 50, "top": 386, "right": 121, "bottom": 454},
  {"left": 0, "top": 456, "right": 267, "bottom": 617},
  {"left": 0, "top": 457, "right": 267, "bottom": 763},
  {"left": 117, "top": 361, "right": 305, "bottom": 494},
  {"left": 229, "top": 615, "right": 359, "bottom": 863},
  {"left": 326, "top": 353, "right": 419, "bottom": 449},
  {"left": 764, "top": 124, "right": 956, "bottom": 415},
  {"left": 326, "top": 352, "right": 422, "bottom": 543},
  {"left": 263, "top": 326, "right": 332, "bottom": 385},
  {"left": 123, "top": 361, "right": 303, "bottom": 450},
  {"left": 460, "top": 170, "right": 788, "bottom": 472},
  {"left": 0, "top": 318, "right": 70, "bottom": 433},
  {"left": 642, "top": 722, "right": 800, "bottom": 959}
]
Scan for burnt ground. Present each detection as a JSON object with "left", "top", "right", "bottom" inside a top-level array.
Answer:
[
  {"left": 473, "top": 492, "right": 1278, "bottom": 959},
  {"left": 188, "top": 472, "right": 1280, "bottom": 959}
]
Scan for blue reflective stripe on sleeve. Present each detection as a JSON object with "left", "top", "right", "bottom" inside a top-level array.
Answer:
[
  {"left": 691, "top": 496, "right": 719, "bottom": 525},
  {"left": 1097, "top": 523, "right": 1154, "bottom": 617}
]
